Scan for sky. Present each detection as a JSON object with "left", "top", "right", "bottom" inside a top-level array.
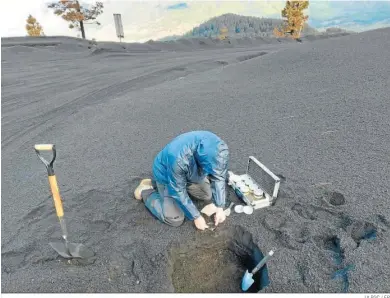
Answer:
[{"left": 1, "top": 1, "right": 390, "bottom": 42}]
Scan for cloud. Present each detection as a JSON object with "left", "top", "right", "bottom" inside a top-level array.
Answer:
[{"left": 167, "top": 3, "right": 188, "bottom": 10}]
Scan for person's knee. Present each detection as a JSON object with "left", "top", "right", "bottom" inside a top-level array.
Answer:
[
  {"left": 163, "top": 199, "right": 185, "bottom": 227},
  {"left": 166, "top": 213, "right": 185, "bottom": 227}
]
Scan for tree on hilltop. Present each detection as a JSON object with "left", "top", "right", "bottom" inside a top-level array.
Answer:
[
  {"left": 47, "top": 0, "right": 103, "bottom": 39},
  {"left": 26, "top": 15, "right": 45, "bottom": 36},
  {"left": 218, "top": 26, "right": 228, "bottom": 40},
  {"left": 273, "top": 1, "right": 309, "bottom": 40}
]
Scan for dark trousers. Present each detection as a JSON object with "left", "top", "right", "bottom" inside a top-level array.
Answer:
[{"left": 141, "top": 177, "right": 212, "bottom": 227}]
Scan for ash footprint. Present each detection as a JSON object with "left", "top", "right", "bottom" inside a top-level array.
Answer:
[
  {"left": 312, "top": 234, "right": 358, "bottom": 293},
  {"left": 2, "top": 250, "right": 28, "bottom": 273},
  {"left": 324, "top": 191, "right": 346, "bottom": 206},
  {"left": 291, "top": 203, "right": 317, "bottom": 220},
  {"left": 372, "top": 214, "right": 390, "bottom": 229},
  {"left": 216, "top": 60, "right": 228, "bottom": 66},
  {"left": 312, "top": 235, "right": 344, "bottom": 265},
  {"left": 349, "top": 221, "right": 378, "bottom": 247},
  {"left": 291, "top": 203, "right": 339, "bottom": 222},
  {"left": 263, "top": 211, "right": 288, "bottom": 231},
  {"left": 0, "top": 241, "right": 55, "bottom": 273},
  {"left": 296, "top": 246, "right": 338, "bottom": 292},
  {"left": 314, "top": 187, "right": 346, "bottom": 207},
  {"left": 329, "top": 192, "right": 345, "bottom": 206},
  {"left": 263, "top": 212, "right": 305, "bottom": 250},
  {"left": 296, "top": 261, "right": 310, "bottom": 287},
  {"left": 237, "top": 51, "right": 268, "bottom": 62},
  {"left": 21, "top": 199, "right": 53, "bottom": 225},
  {"left": 338, "top": 213, "right": 354, "bottom": 231},
  {"left": 69, "top": 188, "right": 127, "bottom": 224}
]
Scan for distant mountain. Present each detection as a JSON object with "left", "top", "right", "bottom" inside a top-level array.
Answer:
[
  {"left": 158, "top": 13, "right": 319, "bottom": 41},
  {"left": 158, "top": 35, "right": 183, "bottom": 42}
]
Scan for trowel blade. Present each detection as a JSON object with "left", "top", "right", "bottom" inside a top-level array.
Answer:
[
  {"left": 241, "top": 270, "right": 254, "bottom": 291},
  {"left": 224, "top": 208, "right": 231, "bottom": 216},
  {"left": 49, "top": 242, "right": 72, "bottom": 259},
  {"left": 50, "top": 242, "right": 95, "bottom": 259},
  {"left": 67, "top": 242, "right": 95, "bottom": 259}
]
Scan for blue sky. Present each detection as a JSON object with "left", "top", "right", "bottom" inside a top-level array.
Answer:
[
  {"left": 167, "top": 2, "right": 189, "bottom": 10},
  {"left": 1, "top": 1, "right": 389, "bottom": 42},
  {"left": 308, "top": 1, "right": 390, "bottom": 31}
]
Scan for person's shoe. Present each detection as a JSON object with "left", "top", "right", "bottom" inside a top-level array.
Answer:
[{"left": 134, "top": 179, "right": 153, "bottom": 200}]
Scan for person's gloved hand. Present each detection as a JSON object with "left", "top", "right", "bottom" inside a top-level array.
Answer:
[
  {"left": 194, "top": 215, "right": 209, "bottom": 230},
  {"left": 214, "top": 207, "right": 226, "bottom": 226}
]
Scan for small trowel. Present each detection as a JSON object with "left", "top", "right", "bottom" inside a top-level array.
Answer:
[{"left": 241, "top": 250, "right": 274, "bottom": 291}]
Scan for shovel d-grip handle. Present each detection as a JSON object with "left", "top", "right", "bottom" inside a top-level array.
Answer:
[
  {"left": 34, "top": 144, "right": 64, "bottom": 218},
  {"left": 34, "top": 144, "right": 56, "bottom": 175},
  {"left": 34, "top": 144, "right": 54, "bottom": 151}
]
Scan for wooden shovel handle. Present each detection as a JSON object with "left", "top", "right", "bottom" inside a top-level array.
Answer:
[{"left": 48, "top": 175, "right": 64, "bottom": 218}]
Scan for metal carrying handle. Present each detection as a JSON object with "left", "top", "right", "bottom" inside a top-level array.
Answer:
[{"left": 34, "top": 144, "right": 56, "bottom": 175}]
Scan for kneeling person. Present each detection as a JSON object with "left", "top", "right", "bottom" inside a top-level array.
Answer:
[{"left": 134, "top": 131, "right": 229, "bottom": 230}]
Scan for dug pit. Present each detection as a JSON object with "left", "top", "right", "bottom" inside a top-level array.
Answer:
[{"left": 168, "top": 225, "right": 270, "bottom": 293}]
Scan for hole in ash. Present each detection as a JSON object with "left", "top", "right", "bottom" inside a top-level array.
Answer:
[
  {"left": 168, "top": 226, "right": 270, "bottom": 293},
  {"left": 329, "top": 192, "right": 346, "bottom": 206}
]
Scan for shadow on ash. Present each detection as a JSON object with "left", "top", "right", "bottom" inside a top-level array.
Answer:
[{"left": 167, "top": 225, "right": 271, "bottom": 293}]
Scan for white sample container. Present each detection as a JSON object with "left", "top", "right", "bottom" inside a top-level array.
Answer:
[{"left": 253, "top": 188, "right": 264, "bottom": 198}]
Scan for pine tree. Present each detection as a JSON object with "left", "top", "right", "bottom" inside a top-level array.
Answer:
[
  {"left": 274, "top": 1, "right": 309, "bottom": 39},
  {"left": 26, "top": 15, "right": 44, "bottom": 36},
  {"left": 47, "top": 0, "right": 103, "bottom": 39}
]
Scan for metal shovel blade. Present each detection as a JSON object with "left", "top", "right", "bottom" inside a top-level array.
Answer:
[
  {"left": 241, "top": 250, "right": 275, "bottom": 292},
  {"left": 241, "top": 270, "right": 254, "bottom": 291},
  {"left": 50, "top": 241, "right": 95, "bottom": 259},
  {"left": 67, "top": 242, "right": 95, "bottom": 258},
  {"left": 49, "top": 242, "right": 72, "bottom": 259}
]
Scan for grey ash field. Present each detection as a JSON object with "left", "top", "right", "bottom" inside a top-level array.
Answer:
[{"left": 1, "top": 28, "right": 390, "bottom": 293}]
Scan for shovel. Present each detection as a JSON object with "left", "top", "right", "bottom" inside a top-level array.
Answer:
[
  {"left": 241, "top": 250, "right": 274, "bottom": 291},
  {"left": 34, "top": 144, "right": 95, "bottom": 259}
]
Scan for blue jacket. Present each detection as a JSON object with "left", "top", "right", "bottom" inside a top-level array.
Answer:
[{"left": 152, "top": 131, "right": 229, "bottom": 220}]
